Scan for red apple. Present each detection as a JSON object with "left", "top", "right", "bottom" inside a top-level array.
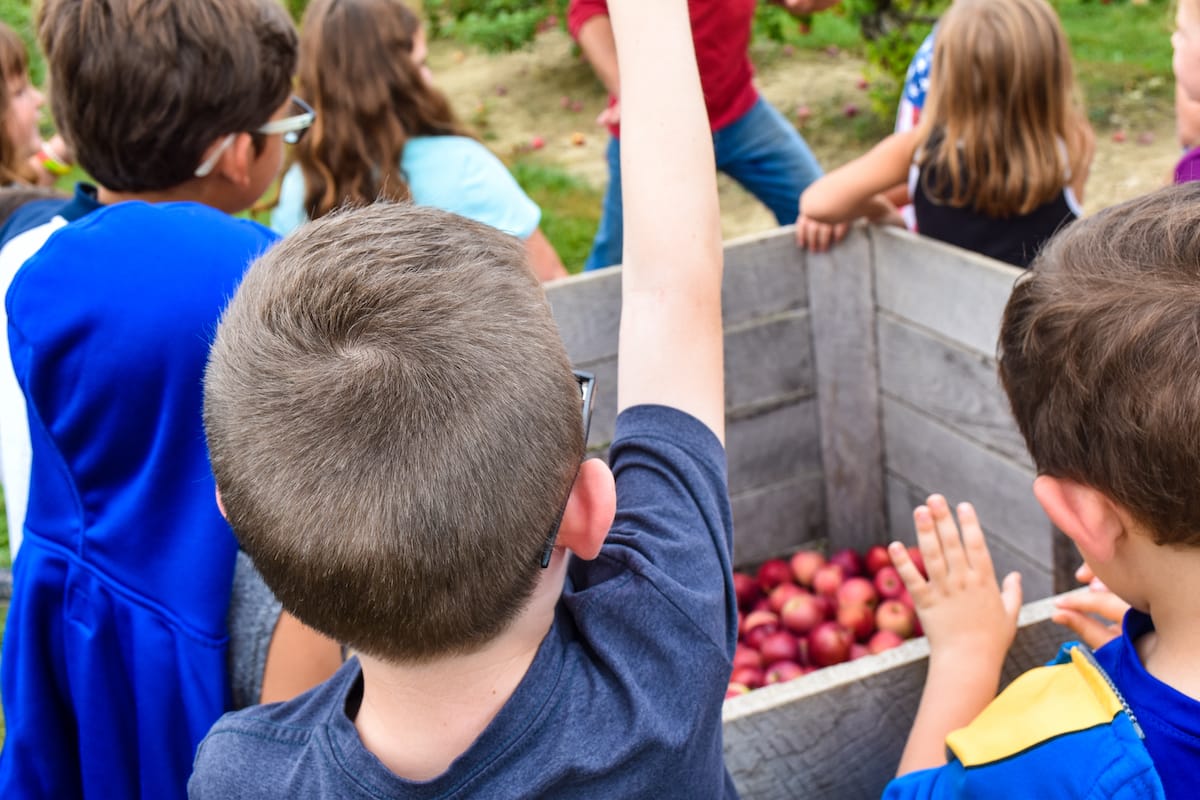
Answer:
[
  {"left": 742, "top": 610, "right": 780, "bottom": 650},
  {"left": 740, "top": 609, "right": 778, "bottom": 637},
  {"left": 808, "top": 622, "right": 854, "bottom": 667},
  {"left": 752, "top": 597, "right": 772, "bottom": 613},
  {"left": 864, "top": 545, "right": 892, "bottom": 577},
  {"left": 530, "top": 136, "right": 545, "bottom": 151},
  {"left": 726, "top": 682, "right": 751, "bottom": 699},
  {"left": 733, "top": 571, "right": 762, "bottom": 611},
  {"left": 757, "top": 559, "right": 793, "bottom": 592},
  {"left": 1137, "top": 131, "right": 1155, "bottom": 146},
  {"left": 812, "top": 563, "right": 845, "bottom": 598},
  {"left": 868, "top": 629, "right": 905, "bottom": 654},
  {"left": 814, "top": 593, "right": 836, "bottom": 620},
  {"left": 856, "top": 76, "right": 869, "bottom": 90},
  {"left": 874, "top": 566, "right": 905, "bottom": 600},
  {"left": 759, "top": 630, "right": 801, "bottom": 666},
  {"left": 850, "top": 643, "right": 871, "bottom": 660},
  {"left": 765, "top": 660, "right": 806, "bottom": 684},
  {"left": 876, "top": 600, "right": 917, "bottom": 639},
  {"left": 836, "top": 577, "right": 878, "bottom": 611},
  {"left": 789, "top": 550, "right": 825, "bottom": 587},
  {"left": 843, "top": 103, "right": 860, "bottom": 118},
  {"left": 768, "top": 582, "right": 805, "bottom": 614},
  {"left": 733, "top": 643, "right": 763, "bottom": 671},
  {"left": 731, "top": 666, "right": 765, "bottom": 689},
  {"left": 829, "top": 548, "right": 864, "bottom": 577},
  {"left": 780, "top": 592, "right": 824, "bottom": 635},
  {"left": 837, "top": 602, "right": 876, "bottom": 641},
  {"left": 1112, "top": 129, "right": 1127, "bottom": 144}
]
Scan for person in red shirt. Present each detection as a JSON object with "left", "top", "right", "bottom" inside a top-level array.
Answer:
[{"left": 569, "top": 0, "right": 839, "bottom": 271}]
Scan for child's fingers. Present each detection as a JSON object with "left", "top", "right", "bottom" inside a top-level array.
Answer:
[
  {"left": 1055, "top": 588, "right": 1129, "bottom": 625},
  {"left": 1051, "top": 608, "right": 1121, "bottom": 650},
  {"left": 888, "top": 540, "right": 927, "bottom": 596},
  {"left": 1000, "top": 571, "right": 1023, "bottom": 621},
  {"left": 911, "top": 503, "right": 946, "bottom": 584},
  {"left": 926, "top": 495, "right": 963, "bottom": 580},
  {"left": 1074, "top": 562, "right": 1095, "bottom": 585},
  {"left": 956, "top": 502, "right": 995, "bottom": 578}
]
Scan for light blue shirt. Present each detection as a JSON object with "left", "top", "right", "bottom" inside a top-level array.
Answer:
[{"left": 271, "top": 135, "right": 541, "bottom": 239}]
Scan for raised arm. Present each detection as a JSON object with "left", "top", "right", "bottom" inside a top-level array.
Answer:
[
  {"left": 799, "top": 130, "right": 918, "bottom": 224},
  {"left": 575, "top": 14, "right": 619, "bottom": 98},
  {"left": 610, "top": 0, "right": 723, "bottom": 443}
]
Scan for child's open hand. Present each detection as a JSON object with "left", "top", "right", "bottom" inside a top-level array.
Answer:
[
  {"left": 1051, "top": 563, "right": 1128, "bottom": 649},
  {"left": 889, "top": 495, "right": 1023, "bottom": 668}
]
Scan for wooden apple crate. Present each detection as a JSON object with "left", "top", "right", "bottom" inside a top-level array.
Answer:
[{"left": 545, "top": 225, "right": 1078, "bottom": 798}]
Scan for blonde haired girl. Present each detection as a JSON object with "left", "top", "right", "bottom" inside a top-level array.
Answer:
[
  {"left": 272, "top": 0, "right": 566, "bottom": 280},
  {"left": 797, "top": 0, "right": 1093, "bottom": 268}
]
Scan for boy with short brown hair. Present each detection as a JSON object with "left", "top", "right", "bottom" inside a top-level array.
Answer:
[
  {"left": 189, "top": 0, "right": 738, "bottom": 796},
  {"left": 883, "top": 183, "right": 1200, "bottom": 798},
  {"left": 0, "top": 1, "right": 319, "bottom": 798}
]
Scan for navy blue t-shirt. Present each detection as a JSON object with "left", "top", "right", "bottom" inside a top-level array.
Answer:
[
  {"left": 189, "top": 405, "right": 739, "bottom": 799},
  {"left": 1093, "top": 609, "right": 1200, "bottom": 799}
]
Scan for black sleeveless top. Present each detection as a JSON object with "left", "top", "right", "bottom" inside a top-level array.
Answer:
[{"left": 912, "top": 160, "right": 1079, "bottom": 269}]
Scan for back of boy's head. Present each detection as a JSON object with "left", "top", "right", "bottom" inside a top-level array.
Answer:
[
  {"left": 204, "top": 203, "right": 585, "bottom": 662},
  {"left": 37, "top": 0, "right": 297, "bottom": 192},
  {"left": 999, "top": 183, "right": 1200, "bottom": 547}
]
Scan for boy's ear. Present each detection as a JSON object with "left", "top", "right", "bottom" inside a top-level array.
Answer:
[
  {"left": 214, "top": 486, "right": 228, "bottom": 520},
  {"left": 555, "top": 458, "right": 616, "bottom": 561},
  {"left": 214, "top": 132, "right": 256, "bottom": 189},
  {"left": 1033, "top": 475, "right": 1124, "bottom": 563}
]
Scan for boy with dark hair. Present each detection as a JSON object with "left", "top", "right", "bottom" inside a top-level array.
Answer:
[
  {"left": 189, "top": 0, "right": 736, "bottom": 795},
  {"left": 882, "top": 183, "right": 1200, "bottom": 798},
  {"left": 0, "top": 1, "right": 340, "bottom": 798}
]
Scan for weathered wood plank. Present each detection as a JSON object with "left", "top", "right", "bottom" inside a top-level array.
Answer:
[
  {"left": 877, "top": 313, "right": 1031, "bottom": 467},
  {"left": 731, "top": 474, "right": 826, "bottom": 568},
  {"left": 545, "top": 268, "right": 623, "bottom": 365},
  {"left": 725, "top": 311, "right": 815, "bottom": 412},
  {"left": 545, "top": 228, "right": 809, "bottom": 365},
  {"left": 882, "top": 398, "right": 1050, "bottom": 566},
  {"left": 721, "top": 230, "right": 810, "bottom": 327},
  {"left": 873, "top": 227, "right": 1022, "bottom": 357},
  {"left": 808, "top": 229, "right": 887, "bottom": 553},
  {"left": 885, "top": 474, "right": 1053, "bottom": 600},
  {"left": 726, "top": 399, "right": 822, "bottom": 496},
  {"left": 722, "top": 594, "right": 1074, "bottom": 800},
  {"left": 577, "top": 311, "right": 816, "bottom": 450}
]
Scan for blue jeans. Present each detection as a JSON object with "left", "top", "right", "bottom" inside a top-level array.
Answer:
[{"left": 583, "top": 97, "right": 824, "bottom": 271}]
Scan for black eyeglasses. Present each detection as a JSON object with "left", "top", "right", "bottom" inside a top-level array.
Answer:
[{"left": 539, "top": 370, "right": 596, "bottom": 568}]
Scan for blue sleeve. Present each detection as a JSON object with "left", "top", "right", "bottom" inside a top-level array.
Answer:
[
  {"left": 883, "top": 765, "right": 958, "bottom": 799},
  {"left": 568, "top": 405, "right": 736, "bottom": 655},
  {"left": 270, "top": 164, "right": 308, "bottom": 236},
  {"left": 408, "top": 137, "right": 541, "bottom": 239}
]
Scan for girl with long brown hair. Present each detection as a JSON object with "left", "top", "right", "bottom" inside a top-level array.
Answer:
[
  {"left": 795, "top": 0, "right": 1094, "bottom": 269},
  {"left": 272, "top": 0, "right": 566, "bottom": 280}
]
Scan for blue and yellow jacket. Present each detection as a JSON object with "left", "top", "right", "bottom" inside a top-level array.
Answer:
[{"left": 883, "top": 643, "right": 1166, "bottom": 799}]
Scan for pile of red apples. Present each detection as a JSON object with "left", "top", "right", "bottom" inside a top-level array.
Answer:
[{"left": 728, "top": 545, "right": 927, "bottom": 698}]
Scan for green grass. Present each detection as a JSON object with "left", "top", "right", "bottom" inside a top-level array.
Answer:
[{"left": 510, "top": 159, "right": 601, "bottom": 274}]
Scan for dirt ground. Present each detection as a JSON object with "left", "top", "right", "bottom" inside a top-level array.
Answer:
[{"left": 430, "top": 30, "right": 1182, "bottom": 241}]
